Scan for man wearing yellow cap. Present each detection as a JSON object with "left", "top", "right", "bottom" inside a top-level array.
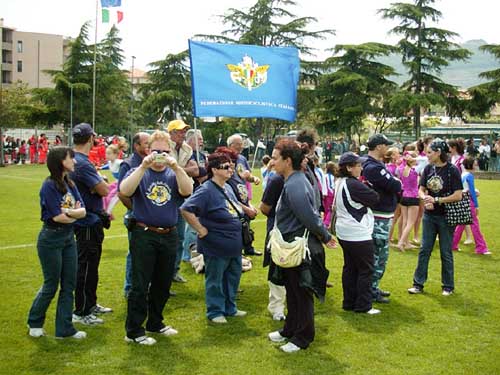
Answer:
[{"left": 167, "top": 120, "right": 199, "bottom": 284}]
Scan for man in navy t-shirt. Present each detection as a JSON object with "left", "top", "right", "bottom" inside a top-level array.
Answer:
[
  {"left": 120, "top": 130, "right": 193, "bottom": 345},
  {"left": 70, "top": 123, "right": 111, "bottom": 325},
  {"left": 227, "top": 133, "right": 261, "bottom": 256}
]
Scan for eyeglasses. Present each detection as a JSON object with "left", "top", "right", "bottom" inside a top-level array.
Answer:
[
  {"left": 151, "top": 149, "right": 170, "bottom": 154},
  {"left": 217, "top": 164, "right": 232, "bottom": 170}
]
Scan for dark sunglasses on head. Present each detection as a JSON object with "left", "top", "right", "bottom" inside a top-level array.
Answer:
[
  {"left": 217, "top": 164, "right": 232, "bottom": 170},
  {"left": 151, "top": 149, "right": 170, "bottom": 154}
]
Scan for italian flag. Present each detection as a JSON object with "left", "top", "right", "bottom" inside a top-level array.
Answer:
[{"left": 102, "top": 8, "right": 124, "bottom": 24}]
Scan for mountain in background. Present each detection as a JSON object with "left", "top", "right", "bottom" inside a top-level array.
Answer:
[{"left": 378, "top": 40, "right": 499, "bottom": 89}]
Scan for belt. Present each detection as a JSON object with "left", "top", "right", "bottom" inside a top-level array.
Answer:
[{"left": 136, "top": 222, "right": 175, "bottom": 234}]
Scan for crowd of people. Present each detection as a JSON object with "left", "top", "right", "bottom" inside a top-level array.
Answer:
[
  {"left": 2, "top": 133, "right": 128, "bottom": 166},
  {"left": 27, "top": 123, "right": 492, "bottom": 353}
]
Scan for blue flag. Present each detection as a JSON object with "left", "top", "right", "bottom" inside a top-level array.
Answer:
[
  {"left": 189, "top": 40, "right": 300, "bottom": 122},
  {"left": 101, "top": 0, "right": 121, "bottom": 7}
]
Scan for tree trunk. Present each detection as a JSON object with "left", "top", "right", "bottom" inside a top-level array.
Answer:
[{"left": 414, "top": 106, "right": 421, "bottom": 140}]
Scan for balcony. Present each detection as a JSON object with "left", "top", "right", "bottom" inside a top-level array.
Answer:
[
  {"left": 2, "top": 42, "right": 13, "bottom": 51},
  {"left": 1, "top": 62, "right": 12, "bottom": 71}
]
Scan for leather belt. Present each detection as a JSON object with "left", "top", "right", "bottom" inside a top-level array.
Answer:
[{"left": 136, "top": 222, "right": 175, "bottom": 234}]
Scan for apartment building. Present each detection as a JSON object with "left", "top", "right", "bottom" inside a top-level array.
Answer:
[{"left": 1, "top": 18, "right": 70, "bottom": 89}]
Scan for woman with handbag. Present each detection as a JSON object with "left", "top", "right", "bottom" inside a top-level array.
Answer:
[
  {"left": 180, "top": 152, "right": 247, "bottom": 324},
  {"left": 334, "top": 152, "right": 380, "bottom": 315},
  {"left": 267, "top": 140, "right": 336, "bottom": 353},
  {"left": 408, "top": 140, "right": 463, "bottom": 296}
]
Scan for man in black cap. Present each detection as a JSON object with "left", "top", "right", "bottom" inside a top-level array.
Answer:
[
  {"left": 70, "top": 123, "right": 112, "bottom": 325},
  {"left": 361, "top": 134, "right": 402, "bottom": 304}
]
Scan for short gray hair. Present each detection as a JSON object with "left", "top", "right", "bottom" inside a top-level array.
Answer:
[
  {"left": 227, "top": 134, "right": 242, "bottom": 147},
  {"left": 185, "top": 129, "right": 202, "bottom": 142}
]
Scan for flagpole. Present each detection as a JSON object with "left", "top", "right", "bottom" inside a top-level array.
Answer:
[
  {"left": 92, "top": 0, "right": 98, "bottom": 131},
  {"left": 193, "top": 117, "right": 200, "bottom": 164}
]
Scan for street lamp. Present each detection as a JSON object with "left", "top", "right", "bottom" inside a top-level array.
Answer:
[
  {"left": 69, "top": 83, "right": 74, "bottom": 147},
  {"left": 129, "top": 55, "right": 136, "bottom": 145}
]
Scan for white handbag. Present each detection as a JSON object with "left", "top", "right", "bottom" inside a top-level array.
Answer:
[{"left": 268, "top": 225, "right": 310, "bottom": 268}]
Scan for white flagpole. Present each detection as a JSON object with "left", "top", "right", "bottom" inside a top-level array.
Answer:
[{"left": 92, "top": 0, "right": 98, "bottom": 131}]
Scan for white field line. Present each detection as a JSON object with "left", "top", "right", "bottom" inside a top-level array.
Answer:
[
  {"left": 0, "top": 219, "right": 267, "bottom": 250},
  {"left": 0, "top": 174, "right": 41, "bottom": 181}
]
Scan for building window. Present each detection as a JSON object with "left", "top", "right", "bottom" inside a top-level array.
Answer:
[
  {"left": 17, "top": 60, "right": 23, "bottom": 73},
  {"left": 17, "top": 40, "right": 23, "bottom": 53}
]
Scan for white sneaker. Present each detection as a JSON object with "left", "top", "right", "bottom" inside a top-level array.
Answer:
[
  {"left": 232, "top": 310, "right": 247, "bottom": 317},
  {"left": 125, "top": 335, "right": 157, "bottom": 345},
  {"left": 280, "top": 342, "right": 301, "bottom": 353},
  {"left": 366, "top": 308, "right": 381, "bottom": 315},
  {"left": 72, "top": 313, "right": 104, "bottom": 325},
  {"left": 442, "top": 289, "right": 454, "bottom": 296},
  {"left": 91, "top": 304, "right": 113, "bottom": 314},
  {"left": 56, "top": 331, "right": 87, "bottom": 339},
  {"left": 210, "top": 316, "right": 227, "bottom": 324},
  {"left": 28, "top": 327, "right": 46, "bottom": 338},
  {"left": 268, "top": 331, "right": 286, "bottom": 343},
  {"left": 408, "top": 286, "right": 423, "bottom": 294},
  {"left": 153, "top": 326, "right": 178, "bottom": 336},
  {"left": 272, "top": 313, "right": 286, "bottom": 321},
  {"left": 463, "top": 239, "right": 473, "bottom": 245}
]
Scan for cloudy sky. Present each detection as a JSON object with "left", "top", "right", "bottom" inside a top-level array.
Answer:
[{"left": 2, "top": 0, "right": 499, "bottom": 70}]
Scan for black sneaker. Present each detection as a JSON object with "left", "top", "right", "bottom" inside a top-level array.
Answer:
[
  {"left": 378, "top": 289, "right": 391, "bottom": 297},
  {"left": 373, "top": 295, "right": 390, "bottom": 304}
]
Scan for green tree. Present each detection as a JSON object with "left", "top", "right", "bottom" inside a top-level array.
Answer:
[
  {"left": 379, "top": 0, "right": 471, "bottom": 139},
  {"left": 139, "top": 51, "right": 191, "bottom": 127},
  {"left": 468, "top": 44, "right": 500, "bottom": 117},
  {"left": 317, "top": 43, "right": 398, "bottom": 139}
]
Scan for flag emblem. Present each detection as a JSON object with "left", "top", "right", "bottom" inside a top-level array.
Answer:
[{"left": 226, "top": 56, "right": 270, "bottom": 91}]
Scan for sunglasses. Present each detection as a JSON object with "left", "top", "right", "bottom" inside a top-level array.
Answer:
[
  {"left": 217, "top": 164, "right": 232, "bottom": 170},
  {"left": 151, "top": 149, "right": 171, "bottom": 154}
]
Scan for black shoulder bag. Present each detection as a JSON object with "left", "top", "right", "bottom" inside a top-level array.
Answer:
[
  {"left": 210, "top": 180, "right": 254, "bottom": 246},
  {"left": 443, "top": 164, "right": 473, "bottom": 227}
]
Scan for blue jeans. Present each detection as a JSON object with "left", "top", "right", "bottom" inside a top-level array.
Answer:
[
  {"left": 413, "top": 213, "right": 455, "bottom": 290},
  {"left": 28, "top": 225, "right": 78, "bottom": 337},
  {"left": 174, "top": 214, "right": 186, "bottom": 273},
  {"left": 183, "top": 223, "right": 197, "bottom": 261},
  {"left": 204, "top": 255, "right": 242, "bottom": 320}
]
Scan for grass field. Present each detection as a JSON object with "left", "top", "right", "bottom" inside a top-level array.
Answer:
[{"left": 0, "top": 164, "right": 499, "bottom": 375}]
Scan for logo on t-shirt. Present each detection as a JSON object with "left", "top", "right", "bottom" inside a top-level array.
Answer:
[
  {"left": 61, "top": 192, "right": 76, "bottom": 209},
  {"left": 237, "top": 183, "right": 248, "bottom": 202},
  {"left": 427, "top": 175, "right": 444, "bottom": 193},
  {"left": 225, "top": 200, "right": 240, "bottom": 218},
  {"left": 146, "top": 181, "right": 171, "bottom": 206}
]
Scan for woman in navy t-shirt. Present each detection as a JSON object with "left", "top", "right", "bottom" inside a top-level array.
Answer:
[
  {"left": 181, "top": 152, "right": 245, "bottom": 324},
  {"left": 408, "top": 140, "right": 463, "bottom": 296},
  {"left": 27, "top": 147, "right": 87, "bottom": 339}
]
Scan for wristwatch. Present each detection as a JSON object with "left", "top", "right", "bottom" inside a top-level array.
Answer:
[{"left": 434, "top": 196, "right": 440, "bottom": 205}]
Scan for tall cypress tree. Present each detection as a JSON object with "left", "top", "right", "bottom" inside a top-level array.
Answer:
[{"left": 379, "top": 0, "right": 471, "bottom": 138}]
